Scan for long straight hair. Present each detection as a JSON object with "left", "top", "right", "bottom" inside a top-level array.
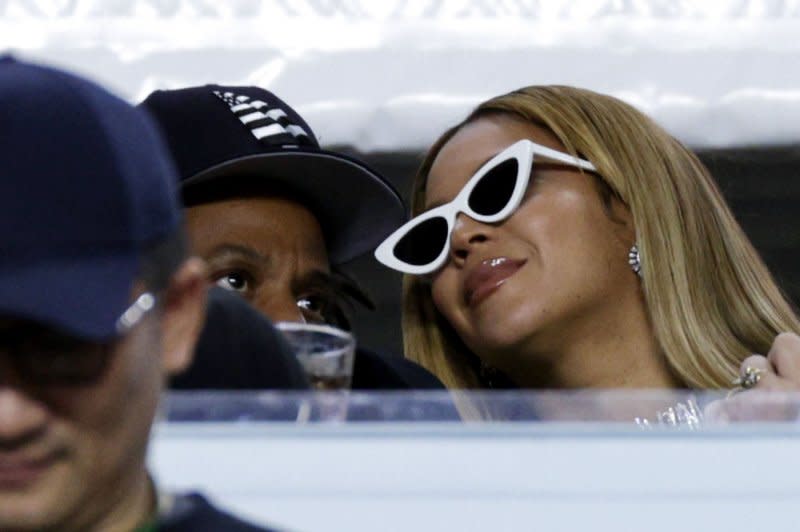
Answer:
[{"left": 402, "top": 86, "right": 799, "bottom": 389}]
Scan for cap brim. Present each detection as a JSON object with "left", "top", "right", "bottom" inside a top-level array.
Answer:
[
  {"left": 0, "top": 252, "right": 138, "bottom": 341},
  {"left": 181, "top": 151, "right": 406, "bottom": 264}
]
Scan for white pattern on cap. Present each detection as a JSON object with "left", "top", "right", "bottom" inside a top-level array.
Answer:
[{"left": 213, "top": 90, "right": 309, "bottom": 144}]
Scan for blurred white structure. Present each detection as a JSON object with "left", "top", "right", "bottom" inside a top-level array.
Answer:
[
  {"left": 151, "top": 391, "right": 800, "bottom": 532},
  {"left": 3, "top": 0, "right": 800, "bottom": 150},
  {"left": 153, "top": 422, "right": 800, "bottom": 531}
]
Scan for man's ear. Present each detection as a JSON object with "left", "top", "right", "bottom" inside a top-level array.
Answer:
[{"left": 159, "top": 257, "right": 207, "bottom": 376}]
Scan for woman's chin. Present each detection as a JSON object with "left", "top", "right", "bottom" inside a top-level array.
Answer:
[{"left": 467, "top": 309, "right": 542, "bottom": 349}]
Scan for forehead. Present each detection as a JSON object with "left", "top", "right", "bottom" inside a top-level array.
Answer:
[
  {"left": 426, "top": 115, "right": 566, "bottom": 205},
  {"left": 184, "top": 195, "right": 329, "bottom": 264}
]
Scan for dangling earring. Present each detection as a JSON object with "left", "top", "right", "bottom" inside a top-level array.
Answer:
[{"left": 628, "top": 244, "right": 643, "bottom": 277}]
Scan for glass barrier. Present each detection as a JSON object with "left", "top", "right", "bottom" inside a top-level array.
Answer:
[{"left": 165, "top": 390, "right": 800, "bottom": 427}]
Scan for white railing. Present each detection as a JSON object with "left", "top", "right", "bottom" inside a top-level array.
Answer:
[{"left": 150, "top": 390, "right": 800, "bottom": 532}]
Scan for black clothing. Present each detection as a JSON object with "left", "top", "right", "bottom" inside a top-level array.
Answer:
[
  {"left": 158, "top": 493, "right": 277, "bottom": 531},
  {"left": 171, "top": 287, "right": 445, "bottom": 394},
  {"left": 171, "top": 288, "right": 309, "bottom": 390},
  {"left": 173, "top": 287, "right": 441, "bottom": 391},
  {"left": 348, "top": 348, "right": 459, "bottom": 421},
  {"left": 352, "top": 348, "right": 445, "bottom": 390}
]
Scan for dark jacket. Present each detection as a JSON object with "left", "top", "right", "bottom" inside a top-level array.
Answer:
[
  {"left": 158, "top": 493, "right": 278, "bottom": 531},
  {"left": 172, "top": 288, "right": 446, "bottom": 391}
]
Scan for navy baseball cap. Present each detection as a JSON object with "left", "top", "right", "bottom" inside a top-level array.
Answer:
[
  {"left": 0, "top": 56, "right": 181, "bottom": 340},
  {"left": 140, "top": 85, "right": 405, "bottom": 264}
]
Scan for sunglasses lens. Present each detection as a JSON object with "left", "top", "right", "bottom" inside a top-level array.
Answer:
[
  {"left": 467, "top": 158, "right": 519, "bottom": 216},
  {"left": 394, "top": 216, "right": 449, "bottom": 267}
]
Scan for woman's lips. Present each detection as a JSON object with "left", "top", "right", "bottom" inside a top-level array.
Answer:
[{"left": 464, "top": 257, "right": 527, "bottom": 307}]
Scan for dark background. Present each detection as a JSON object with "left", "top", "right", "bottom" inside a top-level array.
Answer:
[{"left": 338, "top": 146, "right": 800, "bottom": 357}]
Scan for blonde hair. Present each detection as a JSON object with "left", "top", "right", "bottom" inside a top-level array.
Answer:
[{"left": 403, "top": 86, "right": 799, "bottom": 389}]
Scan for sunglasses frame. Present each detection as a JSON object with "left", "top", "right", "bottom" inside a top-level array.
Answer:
[{"left": 374, "top": 139, "right": 596, "bottom": 275}]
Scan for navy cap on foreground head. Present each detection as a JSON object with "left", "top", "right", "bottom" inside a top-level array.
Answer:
[
  {"left": 140, "top": 85, "right": 405, "bottom": 264},
  {"left": 0, "top": 56, "right": 181, "bottom": 340}
]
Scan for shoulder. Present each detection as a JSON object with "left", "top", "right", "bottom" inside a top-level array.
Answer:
[
  {"left": 171, "top": 287, "right": 309, "bottom": 390},
  {"left": 158, "top": 493, "right": 280, "bottom": 532}
]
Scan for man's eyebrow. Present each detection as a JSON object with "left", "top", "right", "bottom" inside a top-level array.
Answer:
[{"left": 204, "top": 244, "right": 271, "bottom": 265}]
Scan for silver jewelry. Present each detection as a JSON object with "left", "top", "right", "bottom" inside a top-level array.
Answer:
[
  {"left": 731, "top": 366, "right": 763, "bottom": 390},
  {"left": 635, "top": 396, "right": 703, "bottom": 429},
  {"left": 115, "top": 292, "right": 156, "bottom": 334},
  {"left": 628, "top": 244, "right": 642, "bottom": 277}
]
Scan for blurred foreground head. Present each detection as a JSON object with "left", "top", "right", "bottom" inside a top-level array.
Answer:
[{"left": 0, "top": 56, "right": 206, "bottom": 530}]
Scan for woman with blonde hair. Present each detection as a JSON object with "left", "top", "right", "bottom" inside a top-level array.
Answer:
[{"left": 375, "top": 85, "right": 800, "bottom": 396}]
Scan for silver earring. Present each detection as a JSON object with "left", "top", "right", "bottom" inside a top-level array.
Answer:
[{"left": 628, "top": 244, "right": 642, "bottom": 277}]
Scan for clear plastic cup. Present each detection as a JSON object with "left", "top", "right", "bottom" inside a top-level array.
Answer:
[{"left": 275, "top": 322, "right": 356, "bottom": 391}]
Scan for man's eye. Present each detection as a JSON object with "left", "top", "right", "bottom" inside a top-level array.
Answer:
[
  {"left": 296, "top": 296, "right": 325, "bottom": 322},
  {"left": 214, "top": 271, "right": 251, "bottom": 293},
  {"left": 296, "top": 295, "right": 350, "bottom": 330}
]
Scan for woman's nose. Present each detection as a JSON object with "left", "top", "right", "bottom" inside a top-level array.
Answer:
[{"left": 448, "top": 214, "right": 489, "bottom": 266}]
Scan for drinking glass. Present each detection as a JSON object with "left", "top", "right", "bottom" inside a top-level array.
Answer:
[{"left": 275, "top": 322, "right": 356, "bottom": 391}]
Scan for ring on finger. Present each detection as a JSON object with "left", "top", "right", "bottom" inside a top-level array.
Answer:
[{"left": 731, "top": 366, "right": 764, "bottom": 390}]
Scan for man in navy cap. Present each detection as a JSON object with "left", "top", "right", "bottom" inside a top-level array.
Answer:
[
  {"left": 0, "top": 57, "right": 276, "bottom": 531},
  {"left": 142, "top": 86, "right": 444, "bottom": 389}
]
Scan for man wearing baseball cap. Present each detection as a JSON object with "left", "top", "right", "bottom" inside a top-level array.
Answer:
[
  {"left": 0, "top": 57, "right": 276, "bottom": 531},
  {"left": 142, "top": 85, "right": 444, "bottom": 389}
]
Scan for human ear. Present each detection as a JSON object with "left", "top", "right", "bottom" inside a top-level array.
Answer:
[
  {"left": 159, "top": 257, "right": 208, "bottom": 375},
  {"left": 608, "top": 196, "right": 637, "bottom": 248}
]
